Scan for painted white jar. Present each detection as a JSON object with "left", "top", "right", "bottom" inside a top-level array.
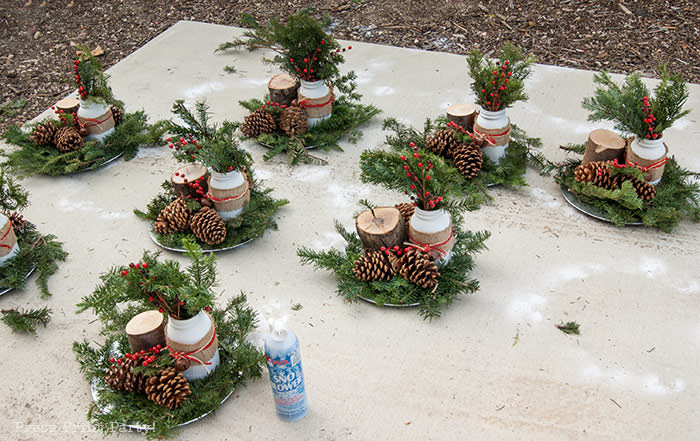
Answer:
[
  {"left": 166, "top": 310, "right": 220, "bottom": 381},
  {"left": 627, "top": 136, "right": 667, "bottom": 185},
  {"left": 298, "top": 79, "right": 333, "bottom": 127},
  {"left": 0, "top": 213, "right": 20, "bottom": 267},
  {"left": 408, "top": 207, "right": 455, "bottom": 264},
  {"left": 208, "top": 170, "right": 249, "bottom": 220},
  {"left": 473, "top": 108, "right": 511, "bottom": 164},
  {"left": 77, "top": 98, "right": 115, "bottom": 142}
]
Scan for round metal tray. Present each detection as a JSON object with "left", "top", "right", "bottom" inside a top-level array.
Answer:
[
  {"left": 79, "top": 151, "right": 124, "bottom": 173},
  {"left": 560, "top": 184, "right": 644, "bottom": 226},
  {"left": 357, "top": 294, "right": 420, "bottom": 308},
  {"left": 148, "top": 229, "right": 253, "bottom": 253},
  {"left": 0, "top": 266, "right": 36, "bottom": 296},
  {"left": 258, "top": 141, "right": 316, "bottom": 150}
]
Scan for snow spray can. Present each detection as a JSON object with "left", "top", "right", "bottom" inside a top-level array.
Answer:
[{"left": 265, "top": 320, "right": 308, "bottom": 422}]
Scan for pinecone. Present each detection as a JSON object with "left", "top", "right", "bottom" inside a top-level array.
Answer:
[
  {"left": 110, "top": 106, "right": 124, "bottom": 126},
  {"left": 425, "top": 129, "right": 461, "bottom": 158},
  {"left": 279, "top": 106, "right": 308, "bottom": 136},
  {"left": 190, "top": 206, "right": 227, "bottom": 245},
  {"left": 394, "top": 202, "right": 415, "bottom": 231},
  {"left": 396, "top": 248, "right": 440, "bottom": 289},
  {"left": 241, "top": 108, "right": 276, "bottom": 138},
  {"left": 452, "top": 142, "right": 483, "bottom": 179},
  {"left": 145, "top": 367, "right": 191, "bottom": 410},
  {"left": 154, "top": 197, "right": 192, "bottom": 235},
  {"left": 628, "top": 177, "right": 657, "bottom": 202},
  {"left": 54, "top": 126, "right": 84, "bottom": 153},
  {"left": 30, "top": 122, "right": 57, "bottom": 146},
  {"left": 6, "top": 211, "right": 26, "bottom": 233},
  {"left": 352, "top": 251, "right": 395, "bottom": 281},
  {"left": 104, "top": 355, "right": 147, "bottom": 394}
]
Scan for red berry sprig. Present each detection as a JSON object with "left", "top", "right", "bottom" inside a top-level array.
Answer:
[
  {"left": 400, "top": 143, "right": 443, "bottom": 210},
  {"left": 73, "top": 52, "right": 88, "bottom": 100},
  {"left": 288, "top": 40, "right": 352, "bottom": 82},
  {"left": 480, "top": 60, "right": 512, "bottom": 111},
  {"left": 108, "top": 344, "right": 164, "bottom": 368},
  {"left": 641, "top": 96, "right": 659, "bottom": 140}
]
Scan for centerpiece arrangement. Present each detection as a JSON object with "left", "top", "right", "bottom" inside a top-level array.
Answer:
[
  {"left": 74, "top": 240, "right": 264, "bottom": 439},
  {"left": 0, "top": 166, "right": 67, "bottom": 333},
  {"left": 2, "top": 47, "right": 166, "bottom": 175},
  {"left": 135, "top": 100, "right": 288, "bottom": 251},
  {"left": 549, "top": 66, "right": 699, "bottom": 231},
  {"left": 217, "top": 12, "right": 380, "bottom": 164},
  {"left": 298, "top": 145, "right": 490, "bottom": 320}
]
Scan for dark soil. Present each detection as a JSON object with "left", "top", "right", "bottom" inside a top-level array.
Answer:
[{"left": 1, "top": 0, "right": 698, "bottom": 133}]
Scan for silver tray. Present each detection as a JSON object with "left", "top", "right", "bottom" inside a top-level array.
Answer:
[
  {"left": 259, "top": 141, "right": 316, "bottom": 150},
  {"left": 148, "top": 229, "right": 253, "bottom": 253},
  {"left": 358, "top": 294, "right": 420, "bottom": 308},
  {"left": 81, "top": 151, "right": 124, "bottom": 173},
  {"left": 0, "top": 266, "right": 37, "bottom": 296},
  {"left": 561, "top": 184, "right": 644, "bottom": 226}
]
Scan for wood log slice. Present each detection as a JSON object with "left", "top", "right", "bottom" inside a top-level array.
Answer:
[
  {"left": 268, "top": 73, "right": 300, "bottom": 107},
  {"left": 355, "top": 207, "right": 406, "bottom": 252},
  {"left": 171, "top": 163, "right": 209, "bottom": 199},
  {"left": 126, "top": 310, "right": 166, "bottom": 352},
  {"left": 446, "top": 103, "right": 477, "bottom": 131},
  {"left": 582, "top": 129, "right": 626, "bottom": 166}
]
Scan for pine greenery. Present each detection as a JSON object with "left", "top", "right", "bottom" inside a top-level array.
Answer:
[
  {"left": 73, "top": 292, "right": 264, "bottom": 440},
  {"left": 0, "top": 166, "right": 28, "bottom": 211},
  {"left": 73, "top": 45, "right": 121, "bottom": 106},
  {"left": 582, "top": 66, "right": 689, "bottom": 138},
  {"left": 297, "top": 221, "right": 490, "bottom": 320},
  {"left": 1, "top": 306, "right": 51, "bottom": 334},
  {"left": 240, "top": 72, "right": 380, "bottom": 165},
  {"left": 2, "top": 111, "right": 168, "bottom": 175}
]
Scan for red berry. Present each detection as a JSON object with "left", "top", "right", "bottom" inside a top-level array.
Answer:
[
  {"left": 110, "top": 358, "right": 115, "bottom": 363},
  {"left": 426, "top": 175, "right": 431, "bottom": 180},
  {"left": 158, "top": 307, "right": 164, "bottom": 313},
  {"left": 121, "top": 270, "right": 128, "bottom": 276},
  {"left": 205, "top": 306, "right": 211, "bottom": 312}
]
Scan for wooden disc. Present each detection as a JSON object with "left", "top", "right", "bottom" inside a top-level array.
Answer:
[
  {"left": 446, "top": 103, "right": 477, "bottom": 129},
  {"left": 355, "top": 207, "right": 406, "bottom": 252},
  {"left": 126, "top": 310, "right": 166, "bottom": 352},
  {"left": 55, "top": 97, "right": 80, "bottom": 114},
  {"left": 267, "top": 73, "right": 300, "bottom": 107},
  {"left": 582, "top": 129, "right": 626, "bottom": 165},
  {"left": 171, "top": 163, "right": 209, "bottom": 198}
]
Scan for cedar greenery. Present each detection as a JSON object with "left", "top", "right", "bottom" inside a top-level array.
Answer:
[
  {"left": 134, "top": 178, "right": 289, "bottom": 251},
  {"left": 466, "top": 43, "right": 535, "bottom": 111},
  {"left": 73, "top": 292, "right": 264, "bottom": 440},
  {"left": 297, "top": 221, "right": 490, "bottom": 320},
  {"left": 0, "top": 165, "right": 28, "bottom": 212},
  {"left": 73, "top": 45, "right": 121, "bottom": 105},
  {"left": 582, "top": 66, "right": 690, "bottom": 139},
  {"left": 1, "top": 306, "right": 51, "bottom": 334},
  {"left": 217, "top": 11, "right": 344, "bottom": 81},
  {"left": 240, "top": 72, "right": 380, "bottom": 165},
  {"left": 2, "top": 111, "right": 168, "bottom": 175}
]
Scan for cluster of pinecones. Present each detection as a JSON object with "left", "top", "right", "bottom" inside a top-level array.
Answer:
[
  {"left": 154, "top": 197, "right": 227, "bottom": 245},
  {"left": 240, "top": 104, "right": 308, "bottom": 138},
  {"left": 574, "top": 160, "right": 656, "bottom": 202},
  {"left": 105, "top": 356, "right": 191, "bottom": 410},
  {"left": 424, "top": 128, "right": 484, "bottom": 179},
  {"left": 353, "top": 247, "right": 440, "bottom": 290},
  {"left": 30, "top": 122, "right": 83, "bottom": 153}
]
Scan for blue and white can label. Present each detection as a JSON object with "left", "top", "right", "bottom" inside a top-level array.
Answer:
[{"left": 266, "top": 338, "right": 308, "bottom": 421}]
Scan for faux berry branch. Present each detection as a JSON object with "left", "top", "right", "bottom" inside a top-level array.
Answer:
[
  {"left": 71, "top": 46, "right": 119, "bottom": 105},
  {"left": 401, "top": 143, "right": 444, "bottom": 211}
]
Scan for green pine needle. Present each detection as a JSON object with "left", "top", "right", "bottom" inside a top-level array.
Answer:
[
  {"left": 556, "top": 321, "right": 581, "bottom": 335},
  {"left": 2, "top": 307, "right": 51, "bottom": 333}
]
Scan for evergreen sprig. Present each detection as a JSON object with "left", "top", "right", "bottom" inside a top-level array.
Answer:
[
  {"left": 2, "top": 111, "right": 168, "bottom": 176},
  {"left": 73, "top": 45, "right": 121, "bottom": 106},
  {"left": 466, "top": 43, "right": 535, "bottom": 111},
  {"left": 0, "top": 165, "right": 29, "bottom": 212},
  {"left": 297, "top": 221, "right": 490, "bottom": 320},
  {"left": 1, "top": 306, "right": 51, "bottom": 333},
  {"left": 240, "top": 72, "right": 380, "bottom": 165},
  {"left": 582, "top": 66, "right": 690, "bottom": 139}
]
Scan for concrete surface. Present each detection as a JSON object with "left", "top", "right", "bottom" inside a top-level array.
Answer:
[{"left": 1, "top": 21, "right": 699, "bottom": 441}]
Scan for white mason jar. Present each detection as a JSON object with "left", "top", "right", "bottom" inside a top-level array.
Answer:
[
  {"left": 166, "top": 310, "right": 220, "bottom": 381},
  {"left": 628, "top": 136, "right": 666, "bottom": 185},
  {"left": 408, "top": 207, "right": 455, "bottom": 264},
  {"left": 474, "top": 108, "right": 510, "bottom": 163},
  {"left": 208, "top": 170, "right": 249, "bottom": 220},
  {"left": 298, "top": 79, "right": 332, "bottom": 127},
  {"left": 77, "top": 98, "right": 115, "bottom": 141},
  {"left": 0, "top": 213, "right": 20, "bottom": 267}
]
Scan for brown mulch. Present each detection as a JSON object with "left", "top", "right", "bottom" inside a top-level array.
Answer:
[{"left": 1, "top": 0, "right": 698, "bottom": 133}]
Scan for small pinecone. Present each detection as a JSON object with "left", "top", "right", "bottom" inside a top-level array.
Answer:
[
  {"left": 241, "top": 108, "right": 276, "bottom": 138},
  {"left": 394, "top": 202, "right": 415, "bottom": 231},
  {"left": 190, "top": 206, "right": 227, "bottom": 245},
  {"left": 54, "top": 126, "right": 84, "bottom": 153},
  {"left": 154, "top": 197, "right": 192, "bottom": 235},
  {"left": 629, "top": 178, "right": 656, "bottom": 202},
  {"left": 6, "top": 211, "right": 26, "bottom": 233},
  {"left": 353, "top": 251, "right": 394, "bottom": 281},
  {"left": 110, "top": 106, "right": 124, "bottom": 126},
  {"left": 145, "top": 367, "right": 191, "bottom": 410},
  {"left": 396, "top": 248, "right": 440, "bottom": 289},
  {"left": 30, "top": 122, "right": 57, "bottom": 146},
  {"left": 425, "top": 129, "right": 460, "bottom": 158},
  {"left": 279, "top": 106, "right": 308, "bottom": 136},
  {"left": 574, "top": 161, "right": 611, "bottom": 184},
  {"left": 104, "top": 355, "right": 147, "bottom": 394},
  {"left": 452, "top": 142, "right": 483, "bottom": 179}
]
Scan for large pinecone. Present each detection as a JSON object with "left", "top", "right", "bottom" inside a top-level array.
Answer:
[
  {"left": 54, "top": 126, "right": 84, "bottom": 153},
  {"left": 425, "top": 129, "right": 461, "bottom": 158},
  {"left": 574, "top": 161, "right": 656, "bottom": 201},
  {"left": 154, "top": 197, "right": 192, "bottom": 235},
  {"left": 30, "top": 122, "right": 57, "bottom": 146},
  {"left": 110, "top": 106, "right": 124, "bottom": 126},
  {"left": 104, "top": 355, "right": 148, "bottom": 394},
  {"left": 628, "top": 179, "right": 656, "bottom": 202},
  {"left": 396, "top": 248, "right": 440, "bottom": 289},
  {"left": 353, "top": 251, "right": 395, "bottom": 281},
  {"left": 394, "top": 202, "right": 415, "bottom": 231},
  {"left": 190, "top": 206, "right": 227, "bottom": 245},
  {"left": 241, "top": 108, "right": 276, "bottom": 138},
  {"left": 279, "top": 106, "right": 308, "bottom": 136},
  {"left": 452, "top": 142, "right": 483, "bottom": 179},
  {"left": 6, "top": 211, "right": 26, "bottom": 233},
  {"left": 145, "top": 367, "right": 191, "bottom": 410}
]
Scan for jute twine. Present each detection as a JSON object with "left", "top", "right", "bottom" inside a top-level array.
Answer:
[
  {"left": 78, "top": 109, "right": 115, "bottom": 135},
  {"left": 473, "top": 115, "right": 511, "bottom": 147},
  {"left": 0, "top": 218, "right": 18, "bottom": 257},
  {"left": 408, "top": 220, "right": 455, "bottom": 260},
  {"left": 298, "top": 83, "right": 334, "bottom": 119},
  {"left": 625, "top": 140, "right": 669, "bottom": 183},
  {"left": 207, "top": 174, "right": 250, "bottom": 213},
  {"left": 165, "top": 312, "right": 219, "bottom": 366}
]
